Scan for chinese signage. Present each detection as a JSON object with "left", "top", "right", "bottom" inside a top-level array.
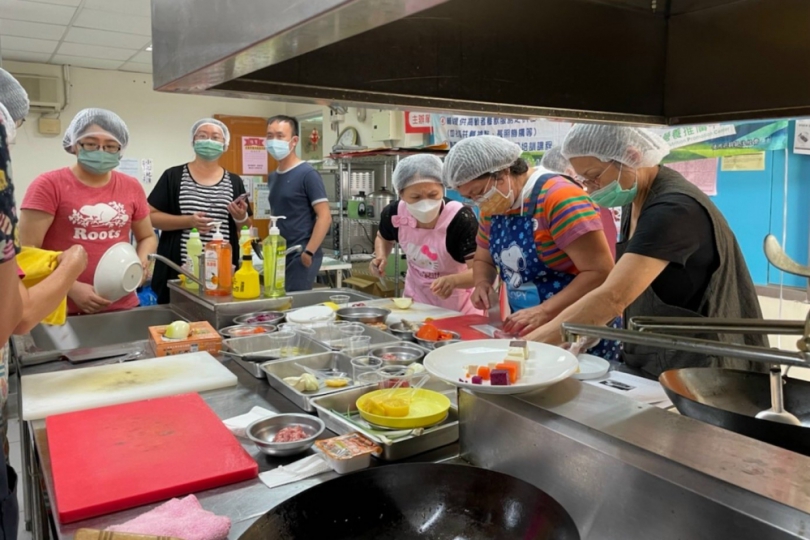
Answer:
[
  {"left": 657, "top": 124, "right": 737, "bottom": 149},
  {"left": 660, "top": 120, "right": 788, "bottom": 163},
  {"left": 433, "top": 115, "right": 571, "bottom": 152},
  {"left": 405, "top": 112, "right": 432, "bottom": 134},
  {"left": 241, "top": 136, "right": 268, "bottom": 175}
]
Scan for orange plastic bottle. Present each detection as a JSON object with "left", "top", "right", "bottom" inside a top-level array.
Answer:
[{"left": 203, "top": 222, "right": 233, "bottom": 296}]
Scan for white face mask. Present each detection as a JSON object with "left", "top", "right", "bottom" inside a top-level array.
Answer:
[{"left": 406, "top": 198, "right": 443, "bottom": 223}]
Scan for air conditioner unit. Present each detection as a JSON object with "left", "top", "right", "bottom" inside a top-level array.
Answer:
[{"left": 11, "top": 73, "right": 62, "bottom": 112}]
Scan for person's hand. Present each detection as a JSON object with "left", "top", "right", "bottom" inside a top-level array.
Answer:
[
  {"left": 56, "top": 245, "right": 87, "bottom": 278},
  {"left": 69, "top": 282, "right": 112, "bottom": 314},
  {"left": 503, "top": 305, "right": 552, "bottom": 336},
  {"left": 140, "top": 255, "right": 152, "bottom": 285},
  {"left": 470, "top": 281, "right": 494, "bottom": 310},
  {"left": 301, "top": 251, "right": 313, "bottom": 268},
  {"left": 227, "top": 199, "right": 248, "bottom": 223},
  {"left": 430, "top": 275, "right": 457, "bottom": 299},
  {"left": 188, "top": 211, "right": 214, "bottom": 233},
  {"left": 369, "top": 255, "right": 386, "bottom": 277}
]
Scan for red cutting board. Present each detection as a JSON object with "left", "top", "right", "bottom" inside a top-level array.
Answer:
[
  {"left": 46, "top": 393, "right": 258, "bottom": 523},
  {"left": 432, "top": 315, "right": 493, "bottom": 340}
]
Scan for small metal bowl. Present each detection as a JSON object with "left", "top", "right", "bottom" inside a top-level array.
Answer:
[
  {"left": 369, "top": 343, "right": 426, "bottom": 366},
  {"left": 246, "top": 413, "right": 325, "bottom": 457},
  {"left": 431, "top": 339, "right": 462, "bottom": 349},
  {"left": 388, "top": 322, "right": 416, "bottom": 342},
  {"left": 233, "top": 311, "right": 286, "bottom": 326},
  {"left": 336, "top": 307, "right": 391, "bottom": 325},
  {"left": 415, "top": 331, "right": 462, "bottom": 350},
  {"left": 219, "top": 324, "right": 277, "bottom": 338}
]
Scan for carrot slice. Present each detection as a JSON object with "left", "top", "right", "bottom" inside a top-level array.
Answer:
[
  {"left": 477, "top": 366, "right": 491, "bottom": 381},
  {"left": 495, "top": 363, "right": 517, "bottom": 383}
]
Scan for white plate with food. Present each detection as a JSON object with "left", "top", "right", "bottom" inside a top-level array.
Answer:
[{"left": 423, "top": 339, "right": 578, "bottom": 394}]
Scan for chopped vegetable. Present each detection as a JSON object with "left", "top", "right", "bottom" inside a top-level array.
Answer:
[
  {"left": 490, "top": 370, "right": 510, "bottom": 386},
  {"left": 325, "top": 377, "right": 349, "bottom": 388},
  {"left": 471, "top": 375, "right": 483, "bottom": 385},
  {"left": 283, "top": 373, "right": 320, "bottom": 392},
  {"left": 495, "top": 363, "right": 517, "bottom": 383},
  {"left": 416, "top": 323, "right": 440, "bottom": 341},
  {"left": 477, "top": 366, "right": 491, "bottom": 381},
  {"left": 405, "top": 363, "right": 425, "bottom": 376}
]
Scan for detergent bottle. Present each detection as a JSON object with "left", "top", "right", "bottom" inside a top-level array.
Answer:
[
  {"left": 203, "top": 222, "right": 232, "bottom": 296},
  {"left": 262, "top": 216, "right": 287, "bottom": 298},
  {"left": 238, "top": 226, "right": 252, "bottom": 260},
  {"left": 233, "top": 237, "right": 260, "bottom": 299},
  {"left": 184, "top": 228, "right": 203, "bottom": 291}
]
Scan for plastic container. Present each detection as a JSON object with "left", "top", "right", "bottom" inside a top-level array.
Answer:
[
  {"left": 203, "top": 222, "right": 232, "bottom": 296},
  {"left": 262, "top": 216, "right": 287, "bottom": 298},
  {"left": 185, "top": 228, "right": 203, "bottom": 291},
  {"left": 233, "top": 240, "right": 260, "bottom": 299},
  {"left": 313, "top": 433, "right": 381, "bottom": 474}
]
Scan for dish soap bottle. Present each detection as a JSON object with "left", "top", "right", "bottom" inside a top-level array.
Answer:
[
  {"left": 262, "top": 216, "right": 287, "bottom": 298},
  {"left": 204, "top": 222, "right": 232, "bottom": 296},
  {"left": 233, "top": 238, "right": 260, "bottom": 299},
  {"left": 238, "top": 225, "right": 252, "bottom": 260},
  {"left": 185, "top": 228, "right": 203, "bottom": 291}
]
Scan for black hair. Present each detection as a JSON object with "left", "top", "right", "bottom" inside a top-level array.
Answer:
[
  {"left": 473, "top": 157, "right": 529, "bottom": 181},
  {"left": 267, "top": 115, "right": 299, "bottom": 137}
]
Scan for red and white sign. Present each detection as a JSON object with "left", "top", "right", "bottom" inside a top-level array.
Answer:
[{"left": 405, "top": 112, "right": 432, "bottom": 134}]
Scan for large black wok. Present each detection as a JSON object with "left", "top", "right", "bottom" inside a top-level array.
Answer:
[
  {"left": 240, "top": 463, "right": 579, "bottom": 540},
  {"left": 660, "top": 368, "right": 810, "bottom": 455}
]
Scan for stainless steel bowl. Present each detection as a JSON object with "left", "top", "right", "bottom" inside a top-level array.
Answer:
[
  {"left": 388, "top": 322, "right": 416, "bottom": 342},
  {"left": 233, "top": 311, "right": 286, "bottom": 326},
  {"left": 431, "top": 339, "right": 462, "bottom": 349},
  {"left": 219, "top": 324, "right": 277, "bottom": 338},
  {"left": 246, "top": 414, "right": 325, "bottom": 457},
  {"left": 336, "top": 307, "right": 391, "bottom": 324},
  {"left": 415, "top": 331, "right": 462, "bottom": 350},
  {"left": 369, "top": 343, "right": 427, "bottom": 366}
]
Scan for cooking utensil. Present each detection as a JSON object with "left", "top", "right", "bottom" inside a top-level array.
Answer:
[
  {"left": 47, "top": 394, "right": 257, "bottom": 523},
  {"left": 432, "top": 314, "right": 497, "bottom": 340},
  {"left": 660, "top": 367, "right": 810, "bottom": 455},
  {"left": 368, "top": 343, "right": 428, "bottom": 366},
  {"left": 218, "top": 324, "right": 276, "bottom": 338},
  {"left": 263, "top": 352, "right": 362, "bottom": 412},
  {"left": 336, "top": 306, "right": 391, "bottom": 324},
  {"left": 388, "top": 321, "right": 416, "bottom": 342},
  {"left": 94, "top": 242, "right": 144, "bottom": 302},
  {"left": 232, "top": 311, "right": 286, "bottom": 326},
  {"left": 238, "top": 463, "right": 579, "bottom": 540},
  {"left": 755, "top": 367, "right": 802, "bottom": 425},
  {"left": 487, "top": 288, "right": 501, "bottom": 324},
  {"left": 21, "top": 352, "right": 237, "bottom": 421},
  {"left": 246, "top": 413, "right": 325, "bottom": 457},
  {"left": 365, "top": 186, "right": 395, "bottom": 219}
]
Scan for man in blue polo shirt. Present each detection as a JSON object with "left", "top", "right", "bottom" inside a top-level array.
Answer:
[{"left": 265, "top": 115, "right": 332, "bottom": 291}]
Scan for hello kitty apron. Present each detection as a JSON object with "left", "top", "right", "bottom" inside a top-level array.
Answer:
[{"left": 393, "top": 200, "right": 478, "bottom": 314}]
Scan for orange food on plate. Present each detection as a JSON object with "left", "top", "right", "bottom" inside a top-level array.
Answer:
[
  {"left": 416, "top": 323, "right": 439, "bottom": 341},
  {"left": 495, "top": 363, "right": 517, "bottom": 383},
  {"left": 477, "top": 366, "right": 491, "bottom": 381},
  {"left": 437, "top": 330, "right": 454, "bottom": 341}
]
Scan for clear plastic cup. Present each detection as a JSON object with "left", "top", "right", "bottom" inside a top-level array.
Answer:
[
  {"left": 277, "top": 322, "right": 300, "bottom": 332},
  {"left": 339, "top": 324, "right": 366, "bottom": 340},
  {"left": 357, "top": 365, "right": 415, "bottom": 389},
  {"left": 330, "top": 294, "right": 351, "bottom": 306},
  {"left": 347, "top": 335, "right": 372, "bottom": 355},
  {"left": 351, "top": 356, "right": 384, "bottom": 380},
  {"left": 323, "top": 321, "right": 350, "bottom": 350},
  {"left": 267, "top": 330, "right": 296, "bottom": 357}
]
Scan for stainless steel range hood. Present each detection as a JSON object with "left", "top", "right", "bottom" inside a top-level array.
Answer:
[{"left": 152, "top": 0, "right": 810, "bottom": 126}]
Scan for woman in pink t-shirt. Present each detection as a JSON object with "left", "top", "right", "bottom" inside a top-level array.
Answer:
[{"left": 19, "top": 108, "right": 157, "bottom": 315}]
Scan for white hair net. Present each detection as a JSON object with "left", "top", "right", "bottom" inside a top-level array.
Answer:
[
  {"left": 0, "top": 102, "right": 16, "bottom": 144},
  {"left": 191, "top": 118, "right": 231, "bottom": 149},
  {"left": 62, "top": 108, "right": 129, "bottom": 154},
  {"left": 392, "top": 154, "right": 443, "bottom": 193},
  {"left": 443, "top": 135, "right": 521, "bottom": 189},
  {"left": 561, "top": 125, "right": 669, "bottom": 168},
  {"left": 540, "top": 146, "right": 572, "bottom": 174}
]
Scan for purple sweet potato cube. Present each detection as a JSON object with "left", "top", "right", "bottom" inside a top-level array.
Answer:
[
  {"left": 490, "top": 369, "right": 509, "bottom": 386},
  {"left": 471, "top": 375, "right": 483, "bottom": 385}
]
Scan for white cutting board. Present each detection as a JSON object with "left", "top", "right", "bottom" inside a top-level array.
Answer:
[
  {"left": 357, "top": 298, "right": 463, "bottom": 324},
  {"left": 21, "top": 352, "right": 237, "bottom": 421}
]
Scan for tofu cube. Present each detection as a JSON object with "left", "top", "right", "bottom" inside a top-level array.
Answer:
[
  {"left": 465, "top": 365, "right": 479, "bottom": 377},
  {"left": 508, "top": 340, "right": 529, "bottom": 360}
]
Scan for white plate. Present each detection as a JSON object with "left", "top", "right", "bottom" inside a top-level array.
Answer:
[
  {"left": 423, "top": 339, "right": 578, "bottom": 394},
  {"left": 287, "top": 305, "right": 335, "bottom": 324},
  {"left": 572, "top": 354, "right": 610, "bottom": 380}
]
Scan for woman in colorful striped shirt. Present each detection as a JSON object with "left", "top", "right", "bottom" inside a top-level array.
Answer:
[{"left": 443, "top": 135, "right": 620, "bottom": 360}]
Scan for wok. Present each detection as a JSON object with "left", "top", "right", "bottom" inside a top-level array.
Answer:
[
  {"left": 239, "top": 463, "right": 579, "bottom": 540},
  {"left": 660, "top": 368, "right": 810, "bottom": 455}
]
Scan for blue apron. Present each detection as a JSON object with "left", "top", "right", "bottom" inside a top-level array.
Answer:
[{"left": 489, "top": 174, "right": 620, "bottom": 361}]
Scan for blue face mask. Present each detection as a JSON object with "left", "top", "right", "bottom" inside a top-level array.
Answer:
[
  {"left": 78, "top": 149, "right": 121, "bottom": 175},
  {"left": 265, "top": 139, "right": 292, "bottom": 161},
  {"left": 588, "top": 163, "right": 637, "bottom": 208}
]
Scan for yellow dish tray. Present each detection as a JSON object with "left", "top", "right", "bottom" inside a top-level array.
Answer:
[{"left": 356, "top": 388, "right": 451, "bottom": 429}]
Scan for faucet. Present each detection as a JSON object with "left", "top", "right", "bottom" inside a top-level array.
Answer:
[
  {"left": 148, "top": 253, "right": 205, "bottom": 288},
  {"left": 253, "top": 244, "right": 303, "bottom": 261}
]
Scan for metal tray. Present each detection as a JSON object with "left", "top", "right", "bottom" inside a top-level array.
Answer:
[
  {"left": 307, "top": 324, "right": 401, "bottom": 352},
  {"left": 310, "top": 380, "right": 459, "bottom": 461},
  {"left": 223, "top": 334, "right": 331, "bottom": 378},
  {"left": 262, "top": 352, "right": 370, "bottom": 411}
]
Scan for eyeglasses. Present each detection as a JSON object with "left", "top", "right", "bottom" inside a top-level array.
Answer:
[
  {"left": 575, "top": 162, "right": 615, "bottom": 191},
  {"left": 468, "top": 174, "right": 500, "bottom": 203},
  {"left": 78, "top": 141, "right": 121, "bottom": 153},
  {"left": 194, "top": 133, "right": 225, "bottom": 143}
]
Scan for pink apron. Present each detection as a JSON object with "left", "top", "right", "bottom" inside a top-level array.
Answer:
[{"left": 392, "top": 200, "right": 478, "bottom": 314}]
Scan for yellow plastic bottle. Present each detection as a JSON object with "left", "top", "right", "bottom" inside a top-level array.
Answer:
[
  {"left": 184, "top": 228, "right": 203, "bottom": 291},
  {"left": 203, "top": 222, "right": 232, "bottom": 296},
  {"left": 233, "top": 235, "right": 260, "bottom": 299},
  {"left": 262, "top": 216, "right": 287, "bottom": 298}
]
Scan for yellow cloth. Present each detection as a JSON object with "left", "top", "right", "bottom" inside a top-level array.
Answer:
[{"left": 16, "top": 246, "right": 67, "bottom": 326}]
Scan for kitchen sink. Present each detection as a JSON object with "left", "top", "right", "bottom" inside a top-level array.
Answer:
[{"left": 12, "top": 306, "right": 185, "bottom": 367}]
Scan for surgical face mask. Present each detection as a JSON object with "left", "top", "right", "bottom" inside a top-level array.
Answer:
[
  {"left": 265, "top": 139, "right": 292, "bottom": 161},
  {"left": 78, "top": 149, "right": 121, "bottom": 175},
  {"left": 406, "top": 198, "right": 443, "bottom": 223},
  {"left": 193, "top": 139, "right": 225, "bottom": 161},
  {"left": 475, "top": 176, "right": 514, "bottom": 216},
  {"left": 589, "top": 164, "right": 637, "bottom": 208}
]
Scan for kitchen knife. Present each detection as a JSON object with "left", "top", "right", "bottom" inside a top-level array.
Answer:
[{"left": 487, "top": 289, "right": 501, "bottom": 324}]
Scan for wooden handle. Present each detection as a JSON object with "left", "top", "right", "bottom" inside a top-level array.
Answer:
[{"left": 75, "top": 529, "right": 184, "bottom": 540}]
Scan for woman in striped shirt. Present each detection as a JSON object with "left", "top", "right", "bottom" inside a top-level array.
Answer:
[
  {"left": 148, "top": 118, "right": 251, "bottom": 304},
  {"left": 444, "top": 135, "right": 620, "bottom": 360}
]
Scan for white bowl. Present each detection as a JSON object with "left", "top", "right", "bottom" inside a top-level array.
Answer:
[{"left": 94, "top": 242, "right": 143, "bottom": 302}]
